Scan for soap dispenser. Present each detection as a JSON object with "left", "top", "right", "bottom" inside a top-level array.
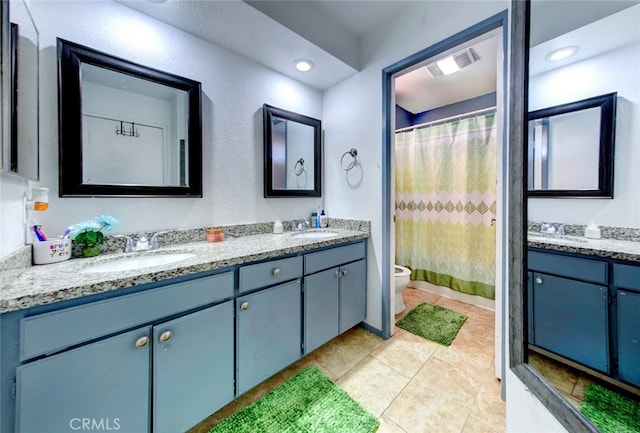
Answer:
[
  {"left": 584, "top": 222, "right": 601, "bottom": 239},
  {"left": 273, "top": 219, "right": 283, "bottom": 234}
]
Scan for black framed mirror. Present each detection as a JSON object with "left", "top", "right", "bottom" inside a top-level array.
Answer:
[
  {"left": 263, "top": 104, "right": 321, "bottom": 198},
  {"left": 58, "top": 38, "right": 202, "bottom": 197},
  {"left": 9, "top": 0, "right": 39, "bottom": 180},
  {"left": 528, "top": 93, "right": 616, "bottom": 198}
]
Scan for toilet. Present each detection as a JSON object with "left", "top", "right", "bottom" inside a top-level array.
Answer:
[{"left": 394, "top": 265, "right": 411, "bottom": 314}]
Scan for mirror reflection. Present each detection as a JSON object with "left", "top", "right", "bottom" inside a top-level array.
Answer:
[
  {"left": 9, "top": 0, "right": 39, "bottom": 180},
  {"left": 527, "top": 1, "right": 640, "bottom": 429},
  {"left": 263, "top": 104, "right": 321, "bottom": 197},
  {"left": 527, "top": 93, "right": 616, "bottom": 197},
  {"left": 81, "top": 64, "right": 189, "bottom": 187},
  {"left": 58, "top": 38, "right": 202, "bottom": 197}
]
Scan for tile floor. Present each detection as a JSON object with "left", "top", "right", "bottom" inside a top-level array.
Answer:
[
  {"left": 190, "top": 286, "right": 505, "bottom": 433},
  {"left": 529, "top": 350, "right": 640, "bottom": 409}
]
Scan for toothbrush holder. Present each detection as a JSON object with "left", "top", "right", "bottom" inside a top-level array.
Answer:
[{"left": 33, "top": 238, "right": 72, "bottom": 265}]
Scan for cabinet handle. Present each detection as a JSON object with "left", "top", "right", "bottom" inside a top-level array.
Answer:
[
  {"left": 135, "top": 336, "right": 149, "bottom": 348},
  {"left": 159, "top": 331, "right": 173, "bottom": 343},
  {"left": 342, "top": 269, "right": 349, "bottom": 277},
  {"left": 240, "top": 301, "right": 250, "bottom": 311},
  {"left": 335, "top": 270, "right": 341, "bottom": 278},
  {"left": 535, "top": 277, "right": 543, "bottom": 284},
  {"left": 273, "top": 268, "right": 281, "bottom": 277}
]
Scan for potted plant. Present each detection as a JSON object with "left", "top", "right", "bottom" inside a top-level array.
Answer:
[{"left": 69, "top": 215, "right": 120, "bottom": 258}]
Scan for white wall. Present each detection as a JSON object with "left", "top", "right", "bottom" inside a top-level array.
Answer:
[
  {"left": 528, "top": 41, "right": 640, "bottom": 227},
  {"left": 18, "top": 0, "right": 323, "bottom": 242}
]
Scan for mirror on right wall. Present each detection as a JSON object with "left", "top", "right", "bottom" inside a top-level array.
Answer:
[{"left": 526, "top": 1, "right": 640, "bottom": 431}]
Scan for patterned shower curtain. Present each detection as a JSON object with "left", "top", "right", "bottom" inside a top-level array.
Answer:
[{"left": 395, "top": 113, "right": 497, "bottom": 299}]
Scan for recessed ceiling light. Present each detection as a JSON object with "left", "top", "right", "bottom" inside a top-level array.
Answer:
[
  {"left": 294, "top": 59, "right": 314, "bottom": 72},
  {"left": 436, "top": 56, "right": 460, "bottom": 75},
  {"left": 545, "top": 46, "right": 579, "bottom": 62}
]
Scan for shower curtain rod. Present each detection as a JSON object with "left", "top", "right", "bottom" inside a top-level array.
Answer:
[{"left": 395, "top": 106, "right": 496, "bottom": 132}]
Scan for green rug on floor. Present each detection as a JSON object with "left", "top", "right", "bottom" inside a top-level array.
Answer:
[
  {"left": 208, "top": 366, "right": 379, "bottom": 433},
  {"left": 580, "top": 383, "right": 640, "bottom": 433},
  {"left": 396, "top": 302, "right": 467, "bottom": 346}
]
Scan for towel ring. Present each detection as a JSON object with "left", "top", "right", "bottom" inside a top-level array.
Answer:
[
  {"left": 294, "top": 158, "right": 305, "bottom": 176},
  {"left": 340, "top": 148, "right": 358, "bottom": 171}
]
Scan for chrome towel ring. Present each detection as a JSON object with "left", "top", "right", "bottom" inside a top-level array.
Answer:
[
  {"left": 294, "top": 158, "right": 305, "bottom": 176},
  {"left": 340, "top": 148, "right": 358, "bottom": 171}
]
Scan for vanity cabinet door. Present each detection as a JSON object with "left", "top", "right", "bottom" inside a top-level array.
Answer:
[
  {"left": 304, "top": 267, "right": 340, "bottom": 354},
  {"left": 530, "top": 272, "right": 609, "bottom": 373},
  {"left": 16, "top": 327, "right": 151, "bottom": 433},
  {"left": 153, "top": 302, "right": 234, "bottom": 433},
  {"left": 339, "top": 259, "right": 367, "bottom": 333},
  {"left": 617, "top": 290, "right": 640, "bottom": 387},
  {"left": 236, "top": 280, "right": 301, "bottom": 395}
]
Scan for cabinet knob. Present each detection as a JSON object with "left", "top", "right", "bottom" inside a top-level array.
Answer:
[
  {"left": 335, "top": 270, "right": 341, "bottom": 278},
  {"left": 240, "top": 301, "right": 250, "bottom": 311},
  {"left": 342, "top": 269, "right": 349, "bottom": 277},
  {"left": 159, "top": 331, "right": 173, "bottom": 343},
  {"left": 535, "top": 277, "right": 543, "bottom": 284},
  {"left": 273, "top": 268, "right": 281, "bottom": 277},
  {"left": 135, "top": 336, "right": 149, "bottom": 348}
]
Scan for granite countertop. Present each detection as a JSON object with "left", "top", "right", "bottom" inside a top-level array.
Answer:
[
  {"left": 0, "top": 228, "right": 368, "bottom": 314},
  {"left": 527, "top": 232, "right": 640, "bottom": 263}
]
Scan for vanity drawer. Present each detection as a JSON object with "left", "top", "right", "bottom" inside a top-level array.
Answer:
[
  {"left": 528, "top": 251, "right": 607, "bottom": 284},
  {"left": 613, "top": 263, "right": 640, "bottom": 292},
  {"left": 304, "top": 242, "right": 366, "bottom": 275},
  {"left": 20, "top": 271, "right": 233, "bottom": 361},
  {"left": 239, "top": 256, "right": 302, "bottom": 293}
]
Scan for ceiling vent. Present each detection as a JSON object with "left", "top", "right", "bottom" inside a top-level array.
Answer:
[{"left": 425, "top": 48, "right": 480, "bottom": 77}]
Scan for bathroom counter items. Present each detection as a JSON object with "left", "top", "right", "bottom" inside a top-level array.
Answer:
[
  {"left": 527, "top": 234, "right": 640, "bottom": 263},
  {"left": 0, "top": 228, "right": 368, "bottom": 314}
]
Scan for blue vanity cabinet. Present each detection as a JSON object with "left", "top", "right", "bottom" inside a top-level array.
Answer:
[
  {"left": 303, "top": 242, "right": 367, "bottom": 354},
  {"left": 236, "top": 279, "right": 302, "bottom": 396},
  {"left": 528, "top": 251, "right": 609, "bottom": 373},
  {"left": 617, "top": 290, "right": 640, "bottom": 387},
  {"left": 153, "top": 301, "right": 234, "bottom": 433},
  {"left": 16, "top": 327, "right": 151, "bottom": 433},
  {"left": 12, "top": 271, "right": 235, "bottom": 433},
  {"left": 613, "top": 263, "right": 640, "bottom": 387}
]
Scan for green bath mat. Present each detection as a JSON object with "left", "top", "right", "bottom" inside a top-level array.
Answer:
[
  {"left": 396, "top": 302, "right": 467, "bottom": 346},
  {"left": 580, "top": 383, "right": 640, "bottom": 433},
  {"left": 208, "top": 366, "right": 379, "bottom": 433}
]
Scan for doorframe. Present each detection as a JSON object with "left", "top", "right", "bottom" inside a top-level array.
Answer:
[{"left": 381, "top": 11, "right": 509, "bottom": 379}]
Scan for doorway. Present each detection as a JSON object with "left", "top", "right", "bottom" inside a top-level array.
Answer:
[{"left": 382, "top": 11, "right": 508, "bottom": 382}]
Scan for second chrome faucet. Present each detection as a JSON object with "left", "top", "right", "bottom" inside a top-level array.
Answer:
[{"left": 115, "top": 231, "right": 169, "bottom": 253}]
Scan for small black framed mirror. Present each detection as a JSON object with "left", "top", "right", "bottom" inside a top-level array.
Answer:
[
  {"left": 263, "top": 104, "right": 321, "bottom": 198},
  {"left": 527, "top": 92, "right": 616, "bottom": 198},
  {"left": 58, "top": 38, "right": 202, "bottom": 197}
]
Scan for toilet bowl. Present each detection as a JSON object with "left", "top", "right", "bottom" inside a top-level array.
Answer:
[{"left": 394, "top": 265, "right": 411, "bottom": 314}]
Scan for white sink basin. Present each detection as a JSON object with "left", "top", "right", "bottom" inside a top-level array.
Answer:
[
  {"left": 82, "top": 253, "right": 195, "bottom": 273},
  {"left": 292, "top": 231, "right": 339, "bottom": 239}
]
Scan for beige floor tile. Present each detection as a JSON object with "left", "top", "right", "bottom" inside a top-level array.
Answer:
[
  {"left": 310, "top": 327, "right": 383, "bottom": 378},
  {"left": 462, "top": 415, "right": 501, "bottom": 433},
  {"left": 434, "top": 341, "right": 495, "bottom": 380},
  {"left": 470, "top": 381, "right": 506, "bottom": 433},
  {"left": 385, "top": 387, "right": 471, "bottom": 433},
  {"left": 528, "top": 352, "right": 579, "bottom": 395},
  {"left": 337, "top": 356, "right": 410, "bottom": 417},
  {"left": 377, "top": 415, "right": 408, "bottom": 433},
  {"left": 371, "top": 328, "right": 439, "bottom": 378},
  {"left": 571, "top": 375, "right": 596, "bottom": 401},
  {"left": 433, "top": 296, "right": 477, "bottom": 315}
]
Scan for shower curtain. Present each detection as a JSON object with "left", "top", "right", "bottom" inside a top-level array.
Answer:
[{"left": 395, "top": 113, "right": 497, "bottom": 299}]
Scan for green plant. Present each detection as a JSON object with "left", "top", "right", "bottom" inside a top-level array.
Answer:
[{"left": 70, "top": 215, "right": 119, "bottom": 254}]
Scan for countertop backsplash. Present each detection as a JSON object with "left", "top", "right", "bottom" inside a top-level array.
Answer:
[{"left": 528, "top": 221, "right": 640, "bottom": 242}]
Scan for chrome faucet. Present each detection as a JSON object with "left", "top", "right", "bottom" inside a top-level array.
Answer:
[
  {"left": 291, "top": 219, "right": 311, "bottom": 231},
  {"left": 115, "top": 231, "right": 169, "bottom": 253}
]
